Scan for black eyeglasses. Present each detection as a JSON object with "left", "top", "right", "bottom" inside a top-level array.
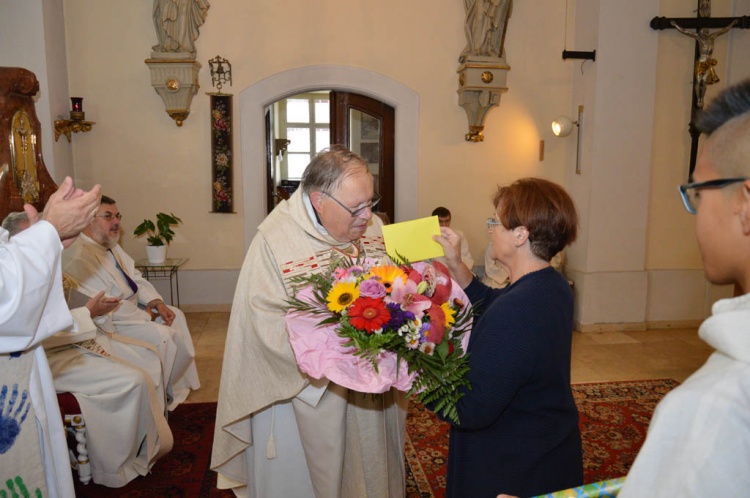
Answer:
[
  {"left": 323, "top": 191, "right": 381, "bottom": 217},
  {"left": 94, "top": 212, "right": 123, "bottom": 221},
  {"left": 678, "top": 178, "right": 748, "bottom": 214}
]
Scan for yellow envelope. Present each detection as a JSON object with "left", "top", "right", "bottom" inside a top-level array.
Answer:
[{"left": 381, "top": 216, "right": 445, "bottom": 262}]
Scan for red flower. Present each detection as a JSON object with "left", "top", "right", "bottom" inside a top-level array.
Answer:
[
  {"left": 349, "top": 297, "right": 391, "bottom": 333},
  {"left": 429, "top": 261, "right": 453, "bottom": 305},
  {"left": 425, "top": 304, "right": 446, "bottom": 345}
]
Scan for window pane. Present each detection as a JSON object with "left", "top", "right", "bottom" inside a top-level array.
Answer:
[
  {"left": 316, "top": 128, "right": 330, "bottom": 152},
  {"left": 287, "top": 127, "right": 311, "bottom": 152},
  {"left": 286, "top": 99, "right": 310, "bottom": 123},
  {"left": 288, "top": 154, "right": 310, "bottom": 179},
  {"left": 315, "top": 100, "right": 330, "bottom": 124}
]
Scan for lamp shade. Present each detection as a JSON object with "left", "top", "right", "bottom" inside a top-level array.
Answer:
[{"left": 551, "top": 116, "right": 574, "bottom": 137}]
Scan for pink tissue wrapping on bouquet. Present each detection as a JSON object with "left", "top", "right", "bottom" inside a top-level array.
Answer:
[{"left": 285, "top": 261, "right": 473, "bottom": 394}]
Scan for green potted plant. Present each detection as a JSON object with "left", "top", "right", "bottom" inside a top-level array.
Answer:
[{"left": 133, "top": 212, "right": 182, "bottom": 263}]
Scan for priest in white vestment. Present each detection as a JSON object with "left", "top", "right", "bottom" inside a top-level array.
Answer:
[
  {"left": 45, "top": 299, "right": 174, "bottom": 487},
  {"left": 212, "top": 146, "right": 407, "bottom": 497},
  {"left": 62, "top": 196, "right": 200, "bottom": 409},
  {"left": 0, "top": 178, "right": 101, "bottom": 498},
  {"left": 3, "top": 211, "right": 174, "bottom": 488}
]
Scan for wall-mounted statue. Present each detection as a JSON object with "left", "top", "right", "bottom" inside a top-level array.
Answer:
[
  {"left": 152, "top": 0, "right": 210, "bottom": 57},
  {"left": 461, "top": 0, "right": 513, "bottom": 61},
  {"left": 457, "top": 0, "right": 513, "bottom": 141},
  {"left": 147, "top": 0, "right": 210, "bottom": 126}
]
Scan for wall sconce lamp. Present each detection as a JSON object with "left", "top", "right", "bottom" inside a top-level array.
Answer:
[
  {"left": 552, "top": 105, "right": 584, "bottom": 174},
  {"left": 54, "top": 97, "right": 96, "bottom": 142}
]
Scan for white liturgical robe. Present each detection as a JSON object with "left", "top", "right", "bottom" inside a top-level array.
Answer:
[
  {"left": 62, "top": 233, "right": 199, "bottom": 408},
  {"left": 0, "top": 222, "right": 75, "bottom": 498},
  {"left": 212, "top": 190, "right": 407, "bottom": 498},
  {"left": 45, "top": 305, "right": 173, "bottom": 487}
]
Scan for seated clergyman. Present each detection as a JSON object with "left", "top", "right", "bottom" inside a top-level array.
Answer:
[{"left": 62, "top": 195, "right": 200, "bottom": 409}]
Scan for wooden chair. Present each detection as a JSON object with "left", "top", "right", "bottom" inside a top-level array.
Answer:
[{"left": 56, "top": 393, "right": 92, "bottom": 485}]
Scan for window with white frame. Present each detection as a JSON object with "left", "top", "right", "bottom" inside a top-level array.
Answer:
[{"left": 278, "top": 92, "right": 330, "bottom": 179}]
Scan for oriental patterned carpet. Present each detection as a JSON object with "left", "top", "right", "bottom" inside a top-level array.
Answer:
[
  {"left": 73, "top": 401, "right": 233, "bottom": 498},
  {"left": 71, "top": 379, "right": 678, "bottom": 497},
  {"left": 404, "top": 378, "right": 680, "bottom": 498}
]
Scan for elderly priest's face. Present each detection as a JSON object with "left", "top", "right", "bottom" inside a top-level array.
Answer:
[{"left": 313, "top": 167, "right": 375, "bottom": 243}]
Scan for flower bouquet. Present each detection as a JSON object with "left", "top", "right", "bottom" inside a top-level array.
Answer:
[{"left": 285, "top": 256, "right": 474, "bottom": 424}]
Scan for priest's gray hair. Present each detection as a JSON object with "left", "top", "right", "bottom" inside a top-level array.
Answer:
[
  {"left": 301, "top": 144, "right": 368, "bottom": 195},
  {"left": 1, "top": 211, "right": 30, "bottom": 237}
]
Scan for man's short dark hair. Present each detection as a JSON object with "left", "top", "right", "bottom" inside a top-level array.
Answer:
[
  {"left": 695, "top": 79, "right": 750, "bottom": 135},
  {"left": 432, "top": 206, "right": 451, "bottom": 218},
  {"left": 101, "top": 195, "right": 116, "bottom": 205}
]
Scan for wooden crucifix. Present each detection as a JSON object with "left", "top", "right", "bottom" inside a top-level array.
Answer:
[{"left": 651, "top": 0, "right": 750, "bottom": 178}]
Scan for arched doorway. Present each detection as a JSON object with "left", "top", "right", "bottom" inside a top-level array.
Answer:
[
  {"left": 265, "top": 90, "right": 396, "bottom": 223},
  {"left": 239, "top": 65, "right": 419, "bottom": 252}
]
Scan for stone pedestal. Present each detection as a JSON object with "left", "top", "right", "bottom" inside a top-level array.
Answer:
[
  {"left": 144, "top": 58, "right": 202, "bottom": 126},
  {"left": 457, "top": 56, "right": 510, "bottom": 141}
]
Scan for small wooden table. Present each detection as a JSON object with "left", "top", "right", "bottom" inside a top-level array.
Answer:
[{"left": 135, "top": 258, "right": 188, "bottom": 308}]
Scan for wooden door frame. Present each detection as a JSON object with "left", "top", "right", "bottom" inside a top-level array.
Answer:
[{"left": 330, "top": 91, "right": 395, "bottom": 224}]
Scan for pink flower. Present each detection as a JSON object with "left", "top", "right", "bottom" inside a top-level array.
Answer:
[
  {"left": 359, "top": 278, "right": 387, "bottom": 299},
  {"left": 388, "top": 277, "right": 431, "bottom": 319}
]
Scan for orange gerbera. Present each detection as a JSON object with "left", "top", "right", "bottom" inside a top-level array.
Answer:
[
  {"left": 348, "top": 297, "right": 391, "bottom": 333},
  {"left": 366, "top": 265, "right": 407, "bottom": 294}
]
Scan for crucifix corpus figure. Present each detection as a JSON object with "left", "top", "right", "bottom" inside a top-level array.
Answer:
[{"left": 670, "top": 19, "right": 738, "bottom": 108}]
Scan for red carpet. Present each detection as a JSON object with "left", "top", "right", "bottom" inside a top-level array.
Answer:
[
  {"left": 405, "top": 378, "right": 680, "bottom": 498},
  {"left": 72, "top": 379, "right": 678, "bottom": 497},
  {"left": 73, "top": 402, "right": 232, "bottom": 497}
]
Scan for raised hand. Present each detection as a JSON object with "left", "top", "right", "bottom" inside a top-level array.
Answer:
[{"left": 39, "top": 177, "right": 102, "bottom": 243}]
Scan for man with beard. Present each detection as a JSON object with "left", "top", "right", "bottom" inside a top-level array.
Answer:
[
  {"left": 212, "top": 146, "right": 407, "bottom": 497},
  {"left": 62, "top": 196, "right": 199, "bottom": 410}
]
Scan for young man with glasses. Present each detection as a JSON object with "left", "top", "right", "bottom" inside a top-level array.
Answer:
[
  {"left": 213, "top": 145, "right": 405, "bottom": 497},
  {"left": 620, "top": 79, "right": 750, "bottom": 496}
]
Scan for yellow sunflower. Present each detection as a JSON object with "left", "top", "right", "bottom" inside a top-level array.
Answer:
[
  {"left": 366, "top": 265, "right": 407, "bottom": 294},
  {"left": 326, "top": 282, "right": 360, "bottom": 313},
  {"left": 441, "top": 302, "right": 456, "bottom": 328}
]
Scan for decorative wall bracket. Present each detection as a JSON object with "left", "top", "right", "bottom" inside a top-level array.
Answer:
[
  {"left": 54, "top": 97, "right": 95, "bottom": 142},
  {"left": 145, "top": 58, "right": 201, "bottom": 126},
  {"left": 457, "top": 56, "right": 510, "bottom": 142},
  {"left": 54, "top": 119, "right": 95, "bottom": 142}
]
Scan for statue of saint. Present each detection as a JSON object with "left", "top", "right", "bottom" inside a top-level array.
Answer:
[
  {"left": 152, "top": 0, "right": 210, "bottom": 56},
  {"left": 461, "top": 0, "right": 513, "bottom": 61},
  {"left": 671, "top": 19, "right": 737, "bottom": 108}
]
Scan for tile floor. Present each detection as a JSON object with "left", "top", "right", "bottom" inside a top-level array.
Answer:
[{"left": 183, "top": 312, "right": 715, "bottom": 404}]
